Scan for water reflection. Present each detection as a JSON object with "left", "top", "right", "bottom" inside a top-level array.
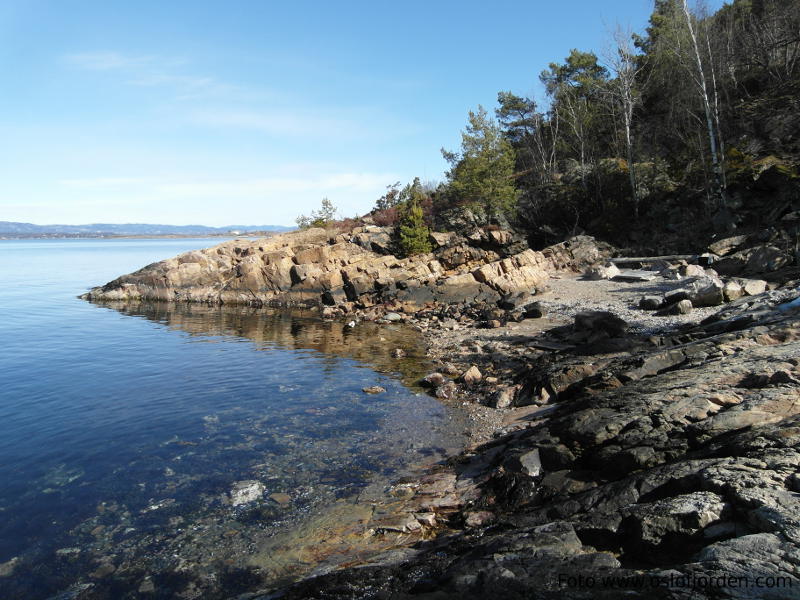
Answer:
[{"left": 95, "top": 301, "right": 428, "bottom": 386}]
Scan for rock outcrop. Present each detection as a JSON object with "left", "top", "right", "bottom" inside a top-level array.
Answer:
[
  {"left": 272, "top": 286, "right": 800, "bottom": 600},
  {"left": 83, "top": 227, "right": 612, "bottom": 314}
]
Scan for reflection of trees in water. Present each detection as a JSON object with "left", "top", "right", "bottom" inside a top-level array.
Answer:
[{"left": 92, "top": 301, "right": 429, "bottom": 386}]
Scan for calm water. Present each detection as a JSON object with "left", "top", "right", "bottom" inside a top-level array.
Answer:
[{"left": 0, "top": 238, "right": 464, "bottom": 599}]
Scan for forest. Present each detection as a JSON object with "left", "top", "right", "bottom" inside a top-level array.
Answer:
[{"left": 300, "top": 0, "right": 799, "bottom": 256}]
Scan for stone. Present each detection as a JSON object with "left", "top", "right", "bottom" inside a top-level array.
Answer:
[
  {"left": 435, "top": 382, "right": 458, "bottom": 400},
  {"left": 384, "top": 312, "right": 403, "bottom": 322},
  {"left": 429, "top": 231, "right": 455, "bottom": 248},
  {"left": 464, "top": 511, "right": 496, "bottom": 528},
  {"left": 497, "top": 291, "right": 532, "bottom": 310},
  {"left": 392, "top": 348, "right": 406, "bottom": 358},
  {"left": 362, "top": 386, "right": 386, "bottom": 394},
  {"left": 230, "top": 480, "right": 265, "bottom": 506},
  {"left": 90, "top": 563, "right": 116, "bottom": 578},
  {"left": 269, "top": 492, "right": 292, "bottom": 505},
  {"left": 422, "top": 372, "right": 446, "bottom": 388},
  {"left": 414, "top": 512, "right": 437, "bottom": 527},
  {"left": 680, "top": 264, "right": 707, "bottom": 278},
  {"left": 490, "top": 387, "right": 515, "bottom": 409},
  {"left": 613, "top": 269, "right": 658, "bottom": 282},
  {"left": 656, "top": 299, "right": 693, "bottom": 316},
  {"left": 739, "top": 278, "right": 768, "bottom": 296},
  {"left": 522, "top": 301, "right": 547, "bottom": 319},
  {"left": 639, "top": 295, "right": 662, "bottom": 310},
  {"left": 0, "top": 557, "right": 18, "bottom": 578},
  {"left": 508, "top": 448, "right": 543, "bottom": 477},
  {"left": 708, "top": 235, "right": 748, "bottom": 256},
  {"left": 462, "top": 366, "right": 482, "bottom": 385},
  {"left": 689, "top": 279, "right": 725, "bottom": 307},
  {"left": 584, "top": 263, "right": 620, "bottom": 280},
  {"left": 722, "top": 280, "right": 744, "bottom": 302},
  {"left": 441, "top": 363, "right": 460, "bottom": 376},
  {"left": 573, "top": 311, "right": 628, "bottom": 337}
]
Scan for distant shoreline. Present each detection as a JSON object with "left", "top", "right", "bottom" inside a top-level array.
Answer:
[{"left": 0, "top": 232, "right": 283, "bottom": 240}]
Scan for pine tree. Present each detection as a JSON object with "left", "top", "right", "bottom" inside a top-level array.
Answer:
[
  {"left": 398, "top": 178, "right": 432, "bottom": 257},
  {"left": 442, "top": 106, "right": 519, "bottom": 218}
]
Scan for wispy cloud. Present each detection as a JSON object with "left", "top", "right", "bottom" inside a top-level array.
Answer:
[
  {"left": 58, "top": 177, "right": 149, "bottom": 188},
  {"left": 61, "top": 51, "right": 227, "bottom": 98},
  {"left": 63, "top": 51, "right": 158, "bottom": 71},
  {"left": 189, "top": 109, "right": 367, "bottom": 138},
  {"left": 155, "top": 172, "right": 393, "bottom": 198}
]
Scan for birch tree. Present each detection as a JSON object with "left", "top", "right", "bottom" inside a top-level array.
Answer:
[{"left": 604, "top": 27, "right": 646, "bottom": 216}]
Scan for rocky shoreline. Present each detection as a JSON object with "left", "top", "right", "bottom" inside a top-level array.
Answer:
[{"left": 81, "top": 224, "right": 800, "bottom": 599}]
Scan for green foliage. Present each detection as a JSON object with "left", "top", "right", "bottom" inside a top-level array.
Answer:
[
  {"left": 397, "top": 178, "right": 432, "bottom": 257},
  {"left": 295, "top": 197, "right": 338, "bottom": 229},
  {"left": 442, "top": 106, "right": 519, "bottom": 218}
]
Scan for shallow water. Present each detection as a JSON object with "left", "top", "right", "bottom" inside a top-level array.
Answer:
[{"left": 0, "top": 238, "right": 465, "bottom": 599}]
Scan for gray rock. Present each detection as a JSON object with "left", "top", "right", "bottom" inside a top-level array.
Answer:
[
  {"left": 723, "top": 280, "right": 744, "bottom": 302},
  {"left": 613, "top": 269, "right": 658, "bottom": 282},
  {"left": 656, "top": 299, "right": 693, "bottom": 316},
  {"left": 421, "top": 372, "right": 446, "bottom": 388},
  {"left": 639, "top": 295, "right": 663, "bottom": 310},
  {"left": 523, "top": 301, "right": 547, "bottom": 319},
  {"left": 573, "top": 311, "right": 628, "bottom": 337},
  {"left": 584, "top": 263, "right": 621, "bottom": 280},
  {"left": 739, "top": 278, "right": 768, "bottom": 296}
]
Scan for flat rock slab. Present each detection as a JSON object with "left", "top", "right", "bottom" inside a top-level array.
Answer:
[{"left": 613, "top": 269, "right": 659, "bottom": 282}]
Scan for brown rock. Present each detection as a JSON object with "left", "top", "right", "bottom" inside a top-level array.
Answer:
[{"left": 462, "top": 366, "right": 482, "bottom": 385}]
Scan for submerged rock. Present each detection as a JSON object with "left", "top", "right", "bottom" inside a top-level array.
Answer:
[
  {"left": 362, "top": 386, "right": 386, "bottom": 394},
  {"left": 230, "top": 480, "right": 265, "bottom": 506}
]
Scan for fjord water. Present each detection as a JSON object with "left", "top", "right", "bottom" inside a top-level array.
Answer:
[{"left": 0, "top": 238, "right": 464, "bottom": 598}]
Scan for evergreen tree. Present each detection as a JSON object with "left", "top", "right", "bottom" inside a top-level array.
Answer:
[
  {"left": 442, "top": 106, "right": 519, "bottom": 218},
  {"left": 398, "top": 178, "right": 432, "bottom": 257}
]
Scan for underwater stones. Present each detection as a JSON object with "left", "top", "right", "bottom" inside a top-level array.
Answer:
[
  {"left": 270, "top": 493, "right": 292, "bottom": 505},
  {"left": 0, "top": 557, "right": 19, "bottom": 577},
  {"left": 230, "top": 480, "right": 265, "bottom": 506},
  {"left": 392, "top": 348, "right": 407, "bottom": 359},
  {"left": 362, "top": 386, "right": 386, "bottom": 394}
]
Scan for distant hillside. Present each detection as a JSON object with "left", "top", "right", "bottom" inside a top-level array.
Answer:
[{"left": 0, "top": 221, "right": 294, "bottom": 237}]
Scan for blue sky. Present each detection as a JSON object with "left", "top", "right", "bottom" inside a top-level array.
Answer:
[{"left": 0, "top": 0, "right": 723, "bottom": 227}]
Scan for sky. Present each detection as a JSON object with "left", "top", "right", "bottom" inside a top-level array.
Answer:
[{"left": 0, "top": 0, "right": 724, "bottom": 227}]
